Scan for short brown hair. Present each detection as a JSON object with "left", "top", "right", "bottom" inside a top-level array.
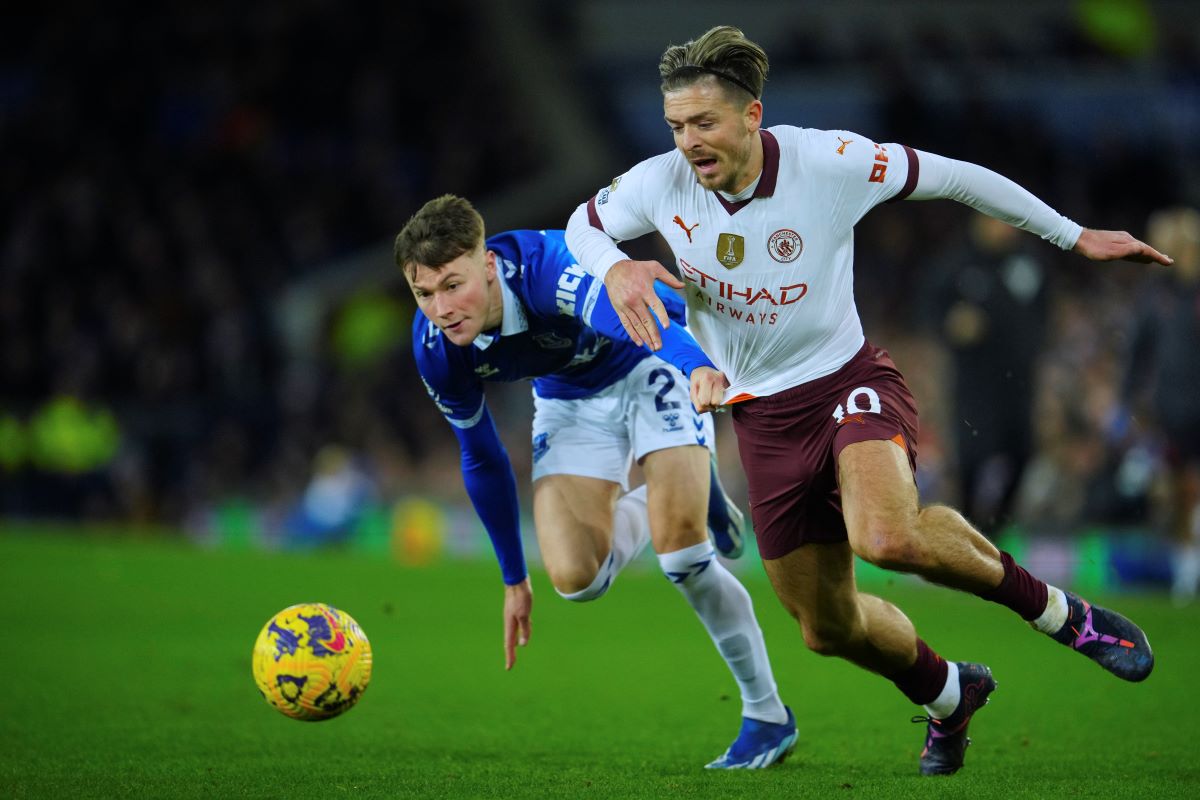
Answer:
[
  {"left": 659, "top": 26, "right": 769, "bottom": 104},
  {"left": 394, "top": 194, "right": 485, "bottom": 279}
]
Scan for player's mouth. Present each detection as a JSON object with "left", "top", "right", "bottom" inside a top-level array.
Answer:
[
  {"left": 692, "top": 157, "right": 719, "bottom": 176},
  {"left": 444, "top": 320, "right": 466, "bottom": 334}
]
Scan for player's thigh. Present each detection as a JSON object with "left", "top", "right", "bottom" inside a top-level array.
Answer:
[
  {"left": 641, "top": 444, "right": 710, "bottom": 553},
  {"left": 623, "top": 357, "right": 715, "bottom": 464},
  {"left": 837, "top": 438, "right": 919, "bottom": 554},
  {"left": 622, "top": 357, "right": 716, "bottom": 552},
  {"left": 762, "top": 541, "right": 860, "bottom": 632},
  {"left": 532, "top": 473, "right": 622, "bottom": 579},
  {"left": 531, "top": 390, "right": 633, "bottom": 488}
]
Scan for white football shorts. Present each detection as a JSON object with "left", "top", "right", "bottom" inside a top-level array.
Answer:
[{"left": 530, "top": 357, "right": 716, "bottom": 489}]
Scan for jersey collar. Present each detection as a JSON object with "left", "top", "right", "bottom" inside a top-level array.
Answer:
[
  {"left": 714, "top": 129, "right": 779, "bottom": 216},
  {"left": 473, "top": 270, "right": 528, "bottom": 350}
]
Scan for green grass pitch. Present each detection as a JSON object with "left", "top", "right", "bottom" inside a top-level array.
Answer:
[{"left": 2, "top": 530, "right": 1198, "bottom": 799}]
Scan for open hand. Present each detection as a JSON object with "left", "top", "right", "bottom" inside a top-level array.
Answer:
[
  {"left": 1073, "top": 229, "right": 1173, "bottom": 265},
  {"left": 604, "top": 260, "right": 685, "bottom": 351}
]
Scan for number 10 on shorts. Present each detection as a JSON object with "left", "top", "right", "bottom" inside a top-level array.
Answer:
[{"left": 832, "top": 386, "right": 881, "bottom": 424}]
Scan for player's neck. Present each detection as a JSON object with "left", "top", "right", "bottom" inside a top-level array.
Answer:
[
  {"left": 727, "top": 131, "right": 765, "bottom": 196},
  {"left": 483, "top": 278, "right": 504, "bottom": 331}
]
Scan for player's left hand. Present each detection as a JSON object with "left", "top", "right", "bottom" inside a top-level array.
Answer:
[
  {"left": 503, "top": 578, "right": 533, "bottom": 670},
  {"left": 1073, "top": 228, "right": 1173, "bottom": 265},
  {"left": 690, "top": 366, "right": 730, "bottom": 413}
]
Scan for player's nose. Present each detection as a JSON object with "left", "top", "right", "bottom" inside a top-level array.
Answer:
[{"left": 431, "top": 293, "right": 453, "bottom": 319}]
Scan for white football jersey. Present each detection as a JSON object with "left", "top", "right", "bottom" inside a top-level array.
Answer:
[{"left": 578, "top": 125, "right": 917, "bottom": 402}]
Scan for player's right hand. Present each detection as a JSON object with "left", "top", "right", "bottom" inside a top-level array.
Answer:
[
  {"left": 690, "top": 366, "right": 730, "bottom": 413},
  {"left": 503, "top": 578, "right": 533, "bottom": 670},
  {"left": 604, "top": 260, "right": 685, "bottom": 351}
]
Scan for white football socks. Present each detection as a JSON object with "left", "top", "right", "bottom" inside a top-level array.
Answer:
[
  {"left": 1031, "top": 585, "right": 1069, "bottom": 634},
  {"left": 923, "top": 660, "right": 961, "bottom": 720},
  {"left": 658, "top": 540, "right": 788, "bottom": 724},
  {"left": 556, "top": 485, "right": 651, "bottom": 602},
  {"left": 610, "top": 484, "right": 652, "bottom": 574}
]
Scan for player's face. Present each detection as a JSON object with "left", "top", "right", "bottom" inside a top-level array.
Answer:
[
  {"left": 664, "top": 81, "right": 762, "bottom": 194},
  {"left": 406, "top": 247, "right": 502, "bottom": 346}
]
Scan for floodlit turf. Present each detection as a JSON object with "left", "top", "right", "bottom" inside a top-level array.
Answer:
[{"left": 2, "top": 530, "right": 1198, "bottom": 799}]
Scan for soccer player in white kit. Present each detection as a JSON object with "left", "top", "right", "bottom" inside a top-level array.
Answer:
[{"left": 565, "top": 25, "right": 1169, "bottom": 776}]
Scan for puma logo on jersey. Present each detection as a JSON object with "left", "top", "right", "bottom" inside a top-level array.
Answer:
[
  {"left": 836, "top": 137, "right": 853, "bottom": 155},
  {"left": 673, "top": 215, "right": 700, "bottom": 243}
]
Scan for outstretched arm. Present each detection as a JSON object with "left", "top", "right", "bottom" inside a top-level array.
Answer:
[
  {"left": 451, "top": 408, "right": 533, "bottom": 669},
  {"left": 908, "top": 150, "right": 1173, "bottom": 265}
]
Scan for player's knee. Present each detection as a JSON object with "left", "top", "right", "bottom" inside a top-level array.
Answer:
[
  {"left": 549, "top": 567, "right": 601, "bottom": 599},
  {"left": 851, "top": 522, "right": 922, "bottom": 571},
  {"left": 800, "top": 618, "right": 855, "bottom": 657},
  {"left": 549, "top": 562, "right": 610, "bottom": 602}
]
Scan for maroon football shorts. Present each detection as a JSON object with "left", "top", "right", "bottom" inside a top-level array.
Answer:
[{"left": 730, "top": 341, "right": 919, "bottom": 560}]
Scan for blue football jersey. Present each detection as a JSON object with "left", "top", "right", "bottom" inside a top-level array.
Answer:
[
  {"left": 414, "top": 229, "right": 695, "bottom": 427},
  {"left": 411, "top": 229, "right": 712, "bottom": 586}
]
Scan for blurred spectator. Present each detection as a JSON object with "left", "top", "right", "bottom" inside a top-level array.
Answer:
[
  {"left": 282, "top": 444, "right": 377, "bottom": 548},
  {"left": 0, "top": 1, "right": 536, "bottom": 524},
  {"left": 923, "top": 215, "right": 1049, "bottom": 534},
  {"left": 1115, "top": 207, "right": 1200, "bottom": 602}
]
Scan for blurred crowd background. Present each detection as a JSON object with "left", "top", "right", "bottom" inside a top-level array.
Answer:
[{"left": 2, "top": 1, "right": 1198, "bottom": 588}]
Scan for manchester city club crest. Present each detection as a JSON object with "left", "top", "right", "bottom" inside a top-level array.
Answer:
[
  {"left": 716, "top": 233, "right": 745, "bottom": 269},
  {"left": 768, "top": 229, "right": 803, "bottom": 263}
]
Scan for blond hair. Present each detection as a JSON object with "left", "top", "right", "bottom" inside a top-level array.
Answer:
[{"left": 659, "top": 25, "right": 769, "bottom": 103}]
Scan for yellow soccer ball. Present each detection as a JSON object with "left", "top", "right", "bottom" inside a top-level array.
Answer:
[{"left": 252, "top": 603, "right": 372, "bottom": 721}]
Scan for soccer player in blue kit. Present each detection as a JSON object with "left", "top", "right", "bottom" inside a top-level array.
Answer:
[{"left": 395, "top": 194, "right": 797, "bottom": 769}]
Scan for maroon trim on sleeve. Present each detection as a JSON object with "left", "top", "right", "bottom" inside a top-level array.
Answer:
[
  {"left": 586, "top": 196, "right": 605, "bottom": 231},
  {"left": 887, "top": 144, "right": 919, "bottom": 203}
]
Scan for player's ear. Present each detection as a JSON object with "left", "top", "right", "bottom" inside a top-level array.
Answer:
[
  {"left": 744, "top": 99, "right": 763, "bottom": 132},
  {"left": 484, "top": 249, "right": 497, "bottom": 280}
]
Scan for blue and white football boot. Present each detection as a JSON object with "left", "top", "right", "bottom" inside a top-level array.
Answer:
[
  {"left": 705, "top": 707, "right": 798, "bottom": 769},
  {"left": 707, "top": 453, "right": 746, "bottom": 559}
]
